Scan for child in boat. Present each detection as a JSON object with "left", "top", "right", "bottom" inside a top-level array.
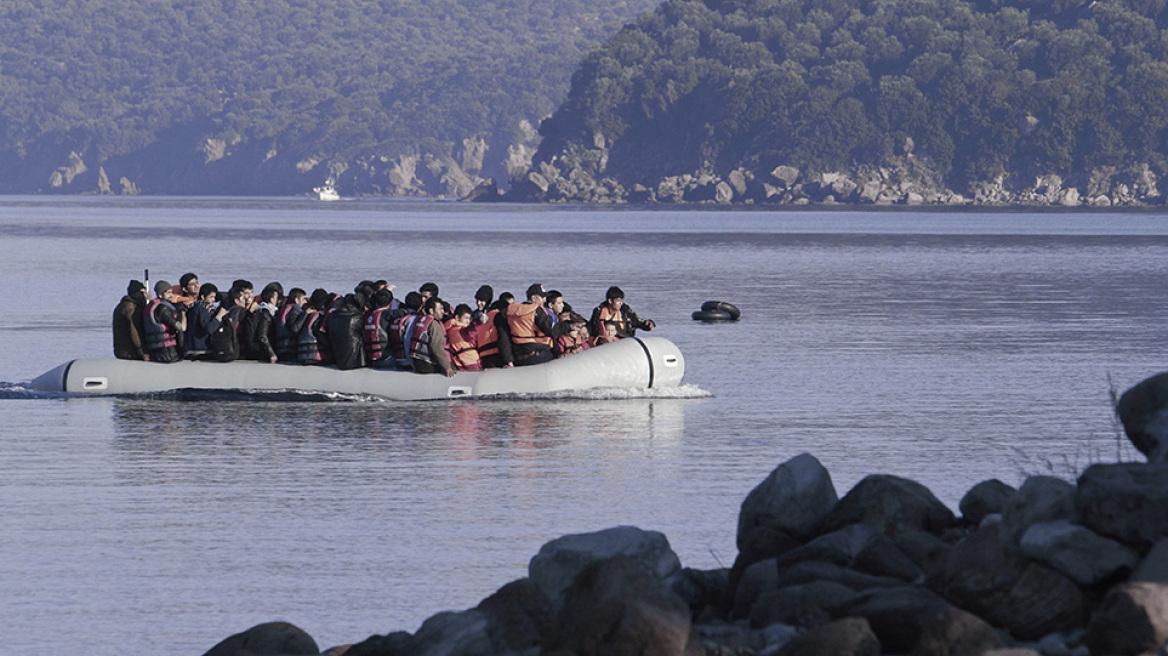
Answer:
[{"left": 444, "top": 304, "right": 483, "bottom": 371}]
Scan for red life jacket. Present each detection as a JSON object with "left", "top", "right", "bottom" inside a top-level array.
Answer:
[
  {"left": 507, "top": 302, "right": 552, "bottom": 347},
  {"left": 363, "top": 307, "right": 392, "bottom": 362},
  {"left": 558, "top": 332, "right": 587, "bottom": 356},
  {"left": 143, "top": 298, "right": 178, "bottom": 351},
  {"left": 297, "top": 310, "right": 322, "bottom": 362},
  {"left": 476, "top": 308, "right": 502, "bottom": 357},
  {"left": 405, "top": 314, "right": 436, "bottom": 365},
  {"left": 273, "top": 303, "right": 299, "bottom": 360},
  {"left": 444, "top": 319, "right": 482, "bottom": 371}
]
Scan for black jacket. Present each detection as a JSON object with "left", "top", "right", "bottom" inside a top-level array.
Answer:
[{"left": 328, "top": 297, "right": 367, "bottom": 370}]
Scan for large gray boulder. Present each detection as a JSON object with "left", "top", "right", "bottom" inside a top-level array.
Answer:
[
  {"left": 998, "top": 476, "right": 1077, "bottom": 549},
  {"left": 528, "top": 525, "right": 681, "bottom": 607},
  {"left": 777, "top": 617, "right": 881, "bottom": 656},
  {"left": 910, "top": 604, "right": 1004, "bottom": 656},
  {"left": 1076, "top": 463, "right": 1168, "bottom": 548},
  {"left": 776, "top": 560, "right": 909, "bottom": 592},
  {"left": 201, "top": 622, "right": 318, "bottom": 656},
  {"left": 827, "top": 586, "right": 949, "bottom": 653},
  {"left": 475, "top": 578, "right": 554, "bottom": 654},
  {"left": 1115, "top": 371, "right": 1168, "bottom": 463},
  {"left": 819, "top": 474, "right": 955, "bottom": 538},
  {"left": 1019, "top": 520, "right": 1138, "bottom": 586},
  {"left": 406, "top": 609, "right": 510, "bottom": 656},
  {"left": 775, "top": 523, "right": 923, "bottom": 582},
  {"left": 1085, "top": 582, "right": 1168, "bottom": 655},
  {"left": 749, "top": 581, "right": 859, "bottom": 629},
  {"left": 545, "top": 555, "right": 700, "bottom": 656},
  {"left": 959, "top": 479, "right": 1016, "bottom": 526},
  {"left": 737, "top": 452, "right": 838, "bottom": 547},
  {"left": 932, "top": 523, "right": 1084, "bottom": 640}
]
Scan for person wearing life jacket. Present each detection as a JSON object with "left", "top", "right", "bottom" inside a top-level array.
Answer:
[
  {"left": 389, "top": 291, "right": 423, "bottom": 367},
  {"left": 556, "top": 313, "right": 591, "bottom": 357},
  {"left": 209, "top": 285, "right": 247, "bottom": 362},
  {"left": 113, "top": 279, "right": 150, "bottom": 361},
  {"left": 241, "top": 283, "right": 281, "bottom": 363},
  {"left": 170, "top": 272, "right": 200, "bottom": 309},
  {"left": 592, "top": 320, "right": 620, "bottom": 347},
  {"left": 408, "top": 297, "right": 455, "bottom": 376},
  {"left": 143, "top": 279, "right": 186, "bottom": 363},
  {"left": 471, "top": 285, "right": 493, "bottom": 324},
  {"left": 363, "top": 288, "right": 407, "bottom": 368},
  {"left": 328, "top": 290, "right": 369, "bottom": 371},
  {"left": 230, "top": 279, "right": 256, "bottom": 311},
  {"left": 507, "top": 284, "right": 564, "bottom": 367},
  {"left": 272, "top": 288, "right": 309, "bottom": 362},
  {"left": 182, "top": 282, "right": 221, "bottom": 360},
  {"left": 296, "top": 289, "right": 332, "bottom": 365},
  {"left": 444, "top": 304, "right": 482, "bottom": 371},
  {"left": 543, "top": 290, "right": 565, "bottom": 327},
  {"left": 588, "top": 286, "right": 656, "bottom": 340},
  {"left": 476, "top": 293, "right": 513, "bottom": 369}
]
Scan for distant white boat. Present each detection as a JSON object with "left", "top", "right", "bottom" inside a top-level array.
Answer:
[{"left": 313, "top": 185, "right": 340, "bottom": 201}]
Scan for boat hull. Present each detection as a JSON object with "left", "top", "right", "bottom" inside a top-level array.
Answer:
[{"left": 31, "top": 337, "right": 685, "bottom": 400}]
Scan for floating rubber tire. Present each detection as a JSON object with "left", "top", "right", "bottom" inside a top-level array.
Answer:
[
  {"left": 692, "top": 310, "right": 736, "bottom": 322},
  {"left": 700, "top": 301, "right": 741, "bottom": 320}
]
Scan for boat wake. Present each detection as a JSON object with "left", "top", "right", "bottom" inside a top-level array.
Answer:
[{"left": 2, "top": 382, "right": 712, "bottom": 403}]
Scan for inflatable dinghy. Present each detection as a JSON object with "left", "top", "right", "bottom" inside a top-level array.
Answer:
[{"left": 31, "top": 336, "right": 685, "bottom": 400}]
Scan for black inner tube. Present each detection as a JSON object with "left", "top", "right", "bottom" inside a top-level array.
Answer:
[
  {"left": 700, "top": 300, "right": 741, "bottom": 319},
  {"left": 692, "top": 310, "right": 735, "bottom": 321}
]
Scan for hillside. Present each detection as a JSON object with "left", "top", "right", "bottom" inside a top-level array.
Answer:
[
  {"left": 505, "top": 0, "right": 1168, "bottom": 205},
  {"left": 0, "top": 0, "right": 657, "bottom": 196}
]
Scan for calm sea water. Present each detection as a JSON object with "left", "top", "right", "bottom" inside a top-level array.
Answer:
[{"left": 0, "top": 197, "right": 1161, "bottom": 655}]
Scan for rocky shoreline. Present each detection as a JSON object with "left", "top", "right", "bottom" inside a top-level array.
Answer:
[
  {"left": 468, "top": 143, "right": 1168, "bottom": 207},
  {"left": 201, "top": 373, "right": 1168, "bottom": 656}
]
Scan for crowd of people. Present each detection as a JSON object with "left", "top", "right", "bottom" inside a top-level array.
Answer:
[{"left": 113, "top": 274, "right": 656, "bottom": 376}]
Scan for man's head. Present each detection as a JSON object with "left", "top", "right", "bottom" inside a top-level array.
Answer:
[
  {"left": 546, "top": 290, "right": 564, "bottom": 315},
  {"left": 526, "top": 283, "right": 546, "bottom": 305},
  {"left": 419, "top": 282, "right": 440, "bottom": 300},
  {"left": 371, "top": 288, "right": 394, "bottom": 310},
  {"left": 127, "top": 279, "right": 147, "bottom": 299},
  {"left": 404, "top": 291, "right": 423, "bottom": 311},
  {"left": 453, "top": 303, "right": 473, "bottom": 324},
  {"left": 474, "top": 285, "right": 494, "bottom": 309},
  {"left": 232, "top": 280, "right": 255, "bottom": 305},
  {"left": 423, "top": 297, "right": 445, "bottom": 318},
  {"left": 605, "top": 286, "right": 625, "bottom": 311},
  {"left": 180, "top": 273, "right": 199, "bottom": 296},
  {"left": 260, "top": 283, "right": 281, "bottom": 305},
  {"left": 310, "top": 288, "right": 332, "bottom": 311},
  {"left": 154, "top": 280, "right": 174, "bottom": 301},
  {"left": 198, "top": 283, "right": 219, "bottom": 302},
  {"left": 288, "top": 288, "right": 308, "bottom": 307}
]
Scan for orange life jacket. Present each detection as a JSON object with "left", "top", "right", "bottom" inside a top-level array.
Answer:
[
  {"left": 476, "top": 308, "right": 502, "bottom": 357},
  {"left": 507, "top": 302, "right": 552, "bottom": 347},
  {"left": 444, "top": 319, "right": 482, "bottom": 371},
  {"left": 596, "top": 303, "right": 627, "bottom": 338}
]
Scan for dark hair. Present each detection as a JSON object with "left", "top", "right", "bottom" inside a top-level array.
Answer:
[
  {"left": 422, "top": 296, "right": 444, "bottom": 314},
  {"left": 474, "top": 285, "right": 494, "bottom": 303},
  {"left": 569, "top": 312, "right": 587, "bottom": 325},
  {"left": 198, "top": 282, "right": 219, "bottom": 299},
  {"left": 404, "top": 291, "right": 423, "bottom": 310},
  {"left": 357, "top": 280, "right": 376, "bottom": 290},
  {"left": 232, "top": 279, "right": 254, "bottom": 293},
  {"left": 287, "top": 287, "right": 307, "bottom": 302},
  {"left": 229, "top": 286, "right": 248, "bottom": 303},
  {"left": 419, "top": 281, "right": 440, "bottom": 296},
  {"left": 374, "top": 280, "right": 389, "bottom": 288},
  {"left": 372, "top": 288, "right": 394, "bottom": 309},
  {"left": 453, "top": 303, "right": 473, "bottom": 317},
  {"left": 525, "top": 283, "right": 545, "bottom": 299},
  {"left": 260, "top": 283, "right": 281, "bottom": 303},
  {"left": 546, "top": 290, "right": 563, "bottom": 304},
  {"left": 310, "top": 288, "right": 332, "bottom": 310},
  {"left": 606, "top": 286, "right": 625, "bottom": 300},
  {"left": 562, "top": 302, "right": 573, "bottom": 314},
  {"left": 179, "top": 272, "right": 198, "bottom": 289}
]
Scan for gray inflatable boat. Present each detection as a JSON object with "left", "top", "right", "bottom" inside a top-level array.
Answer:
[{"left": 31, "top": 336, "right": 685, "bottom": 400}]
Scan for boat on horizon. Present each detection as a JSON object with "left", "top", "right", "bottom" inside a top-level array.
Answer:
[
  {"left": 313, "top": 184, "right": 340, "bottom": 201},
  {"left": 31, "top": 337, "right": 685, "bottom": 401}
]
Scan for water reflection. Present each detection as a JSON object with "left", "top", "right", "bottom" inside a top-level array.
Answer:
[{"left": 109, "top": 397, "right": 688, "bottom": 477}]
